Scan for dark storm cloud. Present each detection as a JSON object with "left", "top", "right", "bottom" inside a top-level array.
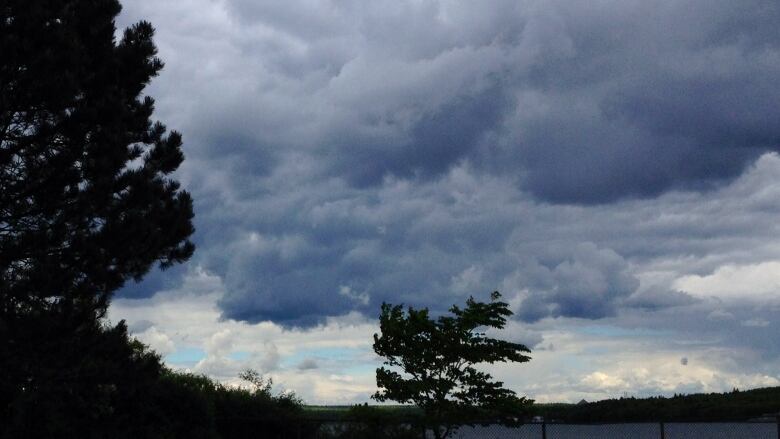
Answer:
[
  {"left": 116, "top": 0, "right": 780, "bottom": 335},
  {"left": 202, "top": 173, "right": 524, "bottom": 326},
  {"left": 119, "top": 0, "right": 780, "bottom": 205},
  {"left": 334, "top": 82, "right": 514, "bottom": 187},
  {"left": 505, "top": 0, "right": 780, "bottom": 202},
  {"left": 209, "top": 0, "right": 780, "bottom": 203}
]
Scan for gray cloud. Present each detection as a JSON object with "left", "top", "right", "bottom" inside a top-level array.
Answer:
[
  {"left": 127, "top": 319, "right": 154, "bottom": 334},
  {"left": 514, "top": 243, "right": 640, "bottom": 321},
  {"left": 196, "top": 0, "right": 780, "bottom": 204},
  {"left": 611, "top": 299, "right": 780, "bottom": 365},
  {"left": 623, "top": 289, "right": 699, "bottom": 311},
  {"left": 504, "top": 0, "right": 780, "bottom": 202},
  {"left": 297, "top": 358, "right": 319, "bottom": 371}
]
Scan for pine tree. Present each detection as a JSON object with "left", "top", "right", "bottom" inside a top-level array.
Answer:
[{"left": 0, "top": 0, "right": 194, "bottom": 434}]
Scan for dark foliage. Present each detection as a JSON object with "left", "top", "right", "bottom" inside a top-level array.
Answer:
[
  {"left": 163, "top": 370, "right": 316, "bottom": 439},
  {"left": 0, "top": 0, "right": 211, "bottom": 436},
  {"left": 1, "top": 316, "right": 312, "bottom": 438},
  {"left": 373, "top": 292, "right": 533, "bottom": 439},
  {"left": 534, "top": 387, "right": 780, "bottom": 422},
  {"left": 316, "top": 405, "right": 423, "bottom": 439},
  {"left": 0, "top": 0, "right": 194, "bottom": 317},
  {"left": 1, "top": 318, "right": 165, "bottom": 438},
  {"left": 212, "top": 370, "right": 311, "bottom": 439}
]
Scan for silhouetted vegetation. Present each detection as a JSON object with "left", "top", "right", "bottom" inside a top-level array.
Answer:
[
  {"left": 161, "top": 369, "right": 316, "bottom": 439},
  {"left": 313, "top": 404, "right": 423, "bottom": 439},
  {"left": 532, "top": 387, "right": 780, "bottom": 422},
  {"left": 0, "top": 0, "right": 194, "bottom": 317},
  {"left": 373, "top": 292, "right": 533, "bottom": 439},
  {"left": 0, "top": 1, "right": 311, "bottom": 437},
  {"left": 1, "top": 316, "right": 313, "bottom": 438}
]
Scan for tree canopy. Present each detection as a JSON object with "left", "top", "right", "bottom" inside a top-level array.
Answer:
[
  {"left": 372, "top": 292, "right": 533, "bottom": 439},
  {"left": 0, "top": 0, "right": 194, "bottom": 318},
  {"left": 0, "top": 0, "right": 194, "bottom": 435}
]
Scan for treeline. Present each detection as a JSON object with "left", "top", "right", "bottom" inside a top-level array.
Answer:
[{"left": 533, "top": 387, "right": 780, "bottom": 422}]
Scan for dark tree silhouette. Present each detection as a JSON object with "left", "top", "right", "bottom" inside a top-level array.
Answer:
[
  {"left": 0, "top": 0, "right": 194, "bottom": 435},
  {"left": 0, "top": 0, "right": 193, "bottom": 321},
  {"left": 373, "top": 292, "right": 533, "bottom": 439}
]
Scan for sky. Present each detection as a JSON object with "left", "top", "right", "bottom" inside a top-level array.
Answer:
[{"left": 109, "top": 0, "right": 780, "bottom": 404}]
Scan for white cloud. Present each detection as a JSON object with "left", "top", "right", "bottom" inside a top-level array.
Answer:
[
  {"left": 581, "top": 372, "right": 629, "bottom": 392},
  {"left": 204, "top": 329, "right": 234, "bottom": 357},
  {"left": 338, "top": 285, "right": 370, "bottom": 306},
  {"left": 450, "top": 265, "right": 485, "bottom": 295},
  {"left": 260, "top": 342, "right": 281, "bottom": 372},
  {"left": 707, "top": 309, "right": 735, "bottom": 321},
  {"left": 135, "top": 326, "right": 176, "bottom": 356},
  {"left": 674, "top": 261, "right": 780, "bottom": 301},
  {"left": 742, "top": 318, "right": 770, "bottom": 328}
]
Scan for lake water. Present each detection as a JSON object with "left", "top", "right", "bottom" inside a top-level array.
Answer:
[{"left": 445, "top": 422, "right": 778, "bottom": 439}]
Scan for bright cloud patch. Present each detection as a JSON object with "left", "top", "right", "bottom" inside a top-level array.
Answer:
[
  {"left": 135, "top": 326, "right": 176, "bottom": 357},
  {"left": 110, "top": 268, "right": 381, "bottom": 403},
  {"left": 674, "top": 261, "right": 780, "bottom": 300}
]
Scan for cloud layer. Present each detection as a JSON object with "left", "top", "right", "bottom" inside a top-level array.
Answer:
[
  {"left": 117, "top": 0, "right": 780, "bottom": 324},
  {"left": 112, "top": 0, "right": 780, "bottom": 401}
]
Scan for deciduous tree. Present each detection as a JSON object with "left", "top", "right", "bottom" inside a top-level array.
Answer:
[{"left": 373, "top": 292, "right": 533, "bottom": 439}]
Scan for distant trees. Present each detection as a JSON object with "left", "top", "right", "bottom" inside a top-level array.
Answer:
[
  {"left": 534, "top": 386, "right": 780, "bottom": 423},
  {"left": 0, "top": 0, "right": 194, "bottom": 435},
  {"left": 372, "top": 292, "right": 533, "bottom": 439}
]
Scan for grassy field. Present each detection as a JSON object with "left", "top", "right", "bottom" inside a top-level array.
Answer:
[{"left": 303, "top": 404, "right": 422, "bottom": 420}]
